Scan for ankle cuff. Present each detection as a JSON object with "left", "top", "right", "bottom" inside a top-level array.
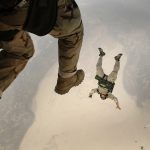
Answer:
[{"left": 59, "top": 70, "right": 77, "bottom": 78}]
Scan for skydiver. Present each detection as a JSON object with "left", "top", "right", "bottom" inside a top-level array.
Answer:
[{"left": 89, "top": 48, "right": 123, "bottom": 110}]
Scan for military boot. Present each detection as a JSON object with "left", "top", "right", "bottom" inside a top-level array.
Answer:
[
  {"left": 98, "top": 48, "right": 105, "bottom": 56},
  {"left": 55, "top": 69, "right": 85, "bottom": 94},
  {"left": 114, "top": 53, "right": 123, "bottom": 61}
]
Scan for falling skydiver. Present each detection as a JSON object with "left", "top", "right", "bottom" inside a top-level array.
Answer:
[{"left": 89, "top": 48, "right": 123, "bottom": 110}]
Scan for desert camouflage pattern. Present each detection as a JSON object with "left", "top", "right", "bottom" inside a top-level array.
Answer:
[{"left": 0, "top": 0, "right": 83, "bottom": 95}]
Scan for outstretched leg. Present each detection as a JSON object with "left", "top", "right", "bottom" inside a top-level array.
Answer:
[
  {"left": 107, "top": 53, "right": 122, "bottom": 83},
  {"left": 96, "top": 48, "right": 105, "bottom": 77},
  {"left": 50, "top": 0, "right": 84, "bottom": 94}
]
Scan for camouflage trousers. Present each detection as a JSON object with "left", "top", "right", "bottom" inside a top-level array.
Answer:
[
  {"left": 96, "top": 56, "right": 120, "bottom": 83},
  {"left": 0, "top": 0, "right": 84, "bottom": 95}
]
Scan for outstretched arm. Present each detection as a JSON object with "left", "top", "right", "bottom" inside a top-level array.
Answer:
[
  {"left": 89, "top": 88, "right": 98, "bottom": 98},
  {"left": 108, "top": 93, "right": 121, "bottom": 110}
]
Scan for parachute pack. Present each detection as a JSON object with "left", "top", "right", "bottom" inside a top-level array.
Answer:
[
  {"left": 0, "top": 0, "right": 57, "bottom": 36},
  {"left": 95, "top": 75, "right": 115, "bottom": 93},
  {"left": 23, "top": 0, "right": 57, "bottom": 36}
]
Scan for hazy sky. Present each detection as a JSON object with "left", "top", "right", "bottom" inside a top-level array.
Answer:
[
  {"left": 79, "top": 0, "right": 150, "bottom": 109},
  {"left": 0, "top": 0, "right": 150, "bottom": 150}
]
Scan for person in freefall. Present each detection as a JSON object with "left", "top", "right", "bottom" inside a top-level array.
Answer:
[{"left": 89, "top": 48, "right": 123, "bottom": 110}]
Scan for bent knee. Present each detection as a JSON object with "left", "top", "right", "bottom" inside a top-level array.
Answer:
[
  {"left": 1, "top": 31, "right": 35, "bottom": 59},
  {"left": 23, "top": 46, "right": 34, "bottom": 59},
  {"left": 23, "top": 33, "right": 35, "bottom": 59}
]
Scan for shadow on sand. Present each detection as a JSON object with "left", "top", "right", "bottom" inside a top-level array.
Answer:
[{"left": 0, "top": 36, "right": 57, "bottom": 150}]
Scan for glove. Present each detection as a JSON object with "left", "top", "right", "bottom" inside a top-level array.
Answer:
[
  {"left": 116, "top": 105, "right": 121, "bottom": 110},
  {"left": 89, "top": 95, "right": 92, "bottom": 98}
]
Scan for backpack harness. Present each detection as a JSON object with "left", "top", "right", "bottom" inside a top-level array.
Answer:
[{"left": 95, "top": 74, "right": 115, "bottom": 93}]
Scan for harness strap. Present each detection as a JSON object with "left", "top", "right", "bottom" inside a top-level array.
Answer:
[{"left": 0, "top": 30, "right": 19, "bottom": 41}]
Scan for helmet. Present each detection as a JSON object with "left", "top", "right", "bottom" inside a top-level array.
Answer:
[{"left": 100, "top": 93, "right": 108, "bottom": 100}]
